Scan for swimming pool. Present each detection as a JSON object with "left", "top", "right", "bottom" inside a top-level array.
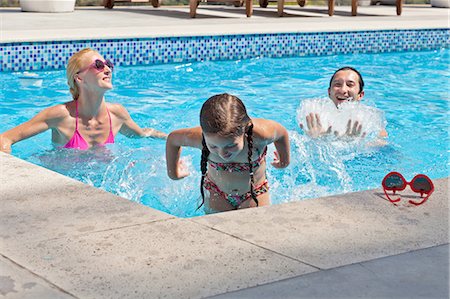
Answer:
[{"left": 1, "top": 48, "right": 448, "bottom": 217}]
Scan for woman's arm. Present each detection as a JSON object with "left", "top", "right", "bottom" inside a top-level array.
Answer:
[
  {"left": 253, "top": 118, "right": 290, "bottom": 168},
  {"left": 0, "top": 106, "right": 65, "bottom": 154},
  {"left": 112, "top": 104, "right": 167, "bottom": 139},
  {"left": 166, "top": 127, "right": 203, "bottom": 180}
]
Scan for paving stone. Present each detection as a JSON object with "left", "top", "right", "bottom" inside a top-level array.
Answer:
[{"left": 4, "top": 219, "right": 316, "bottom": 299}]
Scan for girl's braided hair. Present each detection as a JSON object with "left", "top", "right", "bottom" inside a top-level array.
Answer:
[{"left": 198, "top": 93, "right": 258, "bottom": 209}]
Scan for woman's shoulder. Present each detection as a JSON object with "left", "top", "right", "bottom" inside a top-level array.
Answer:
[
  {"left": 106, "top": 102, "right": 124, "bottom": 110},
  {"left": 42, "top": 102, "right": 72, "bottom": 119},
  {"left": 105, "top": 102, "right": 129, "bottom": 119}
]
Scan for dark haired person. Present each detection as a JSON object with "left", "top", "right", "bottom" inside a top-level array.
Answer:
[{"left": 300, "top": 67, "right": 387, "bottom": 138}]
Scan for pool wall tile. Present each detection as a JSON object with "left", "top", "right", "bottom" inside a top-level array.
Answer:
[{"left": 0, "top": 29, "right": 449, "bottom": 72}]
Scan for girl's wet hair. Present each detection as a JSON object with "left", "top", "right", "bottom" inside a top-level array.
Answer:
[
  {"left": 329, "top": 66, "right": 365, "bottom": 93},
  {"left": 198, "top": 93, "right": 259, "bottom": 209},
  {"left": 199, "top": 93, "right": 250, "bottom": 137}
]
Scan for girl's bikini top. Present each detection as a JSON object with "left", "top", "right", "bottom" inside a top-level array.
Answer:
[
  {"left": 64, "top": 100, "right": 115, "bottom": 150},
  {"left": 208, "top": 147, "right": 267, "bottom": 173}
]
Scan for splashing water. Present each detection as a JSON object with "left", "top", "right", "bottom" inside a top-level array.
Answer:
[{"left": 297, "top": 98, "right": 387, "bottom": 139}]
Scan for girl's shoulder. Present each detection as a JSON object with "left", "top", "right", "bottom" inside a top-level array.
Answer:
[
  {"left": 169, "top": 126, "right": 203, "bottom": 149},
  {"left": 251, "top": 118, "right": 279, "bottom": 141}
]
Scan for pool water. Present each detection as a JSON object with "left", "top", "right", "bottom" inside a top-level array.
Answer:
[{"left": 1, "top": 49, "right": 448, "bottom": 217}]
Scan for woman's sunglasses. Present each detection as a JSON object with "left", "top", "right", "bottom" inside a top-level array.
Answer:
[
  {"left": 382, "top": 171, "right": 434, "bottom": 206},
  {"left": 77, "top": 59, "right": 114, "bottom": 74}
]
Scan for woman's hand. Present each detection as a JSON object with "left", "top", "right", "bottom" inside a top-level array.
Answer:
[{"left": 142, "top": 128, "right": 168, "bottom": 139}]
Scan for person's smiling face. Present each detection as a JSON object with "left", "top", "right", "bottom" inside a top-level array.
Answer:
[
  {"left": 328, "top": 69, "right": 364, "bottom": 107},
  {"left": 77, "top": 52, "right": 113, "bottom": 91},
  {"left": 203, "top": 133, "right": 245, "bottom": 161}
]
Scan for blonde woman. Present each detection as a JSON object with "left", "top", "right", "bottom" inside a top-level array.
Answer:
[{"left": 0, "top": 48, "right": 166, "bottom": 153}]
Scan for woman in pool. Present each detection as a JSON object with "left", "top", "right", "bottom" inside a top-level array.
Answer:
[
  {"left": 166, "top": 93, "right": 290, "bottom": 213},
  {"left": 0, "top": 48, "right": 166, "bottom": 153}
]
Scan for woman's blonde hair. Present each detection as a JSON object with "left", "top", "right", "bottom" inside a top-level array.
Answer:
[{"left": 66, "top": 48, "right": 98, "bottom": 100}]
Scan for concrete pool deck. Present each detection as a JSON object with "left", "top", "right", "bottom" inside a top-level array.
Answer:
[
  {"left": 1, "top": 4, "right": 449, "bottom": 42},
  {"left": 1, "top": 153, "right": 449, "bottom": 298},
  {"left": 1, "top": 5, "right": 449, "bottom": 298}
]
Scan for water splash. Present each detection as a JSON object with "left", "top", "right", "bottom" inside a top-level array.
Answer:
[{"left": 297, "top": 98, "right": 386, "bottom": 139}]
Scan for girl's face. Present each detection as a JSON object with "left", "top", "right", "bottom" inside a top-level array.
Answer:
[{"left": 204, "top": 133, "right": 245, "bottom": 161}]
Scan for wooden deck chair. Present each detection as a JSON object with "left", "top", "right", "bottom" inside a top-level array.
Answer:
[
  {"left": 104, "top": 0, "right": 161, "bottom": 9},
  {"left": 330, "top": 0, "right": 403, "bottom": 16},
  {"left": 259, "top": 0, "right": 285, "bottom": 16},
  {"left": 262, "top": 0, "right": 403, "bottom": 17},
  {"left": 189, "top": 0, "right": 253, "bottom": 17}
]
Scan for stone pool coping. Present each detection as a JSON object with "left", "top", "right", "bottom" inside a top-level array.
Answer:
[{"left": 1, "top": 152, "right": 448, "bottom": 298}]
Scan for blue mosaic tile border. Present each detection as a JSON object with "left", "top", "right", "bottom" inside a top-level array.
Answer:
[{"left": 0, "top": 29, "right": 448, "bottom": 72}]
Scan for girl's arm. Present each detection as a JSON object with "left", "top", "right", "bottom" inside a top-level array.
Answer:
[
  {"left": 0, "top": 106, "right": 65, "bottom": 154},
  {"left": 113, "top": 104, "right": 167, "bottom": 139},
  {"left": 253, "top": 118, "right": 290, "bottom": 169},
  {"left": 165, "top": 127, "right": 203, "bottom": 180}
]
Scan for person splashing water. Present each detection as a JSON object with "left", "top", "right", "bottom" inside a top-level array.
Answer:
[
  {"left": 299, "top": 66, "right": 388, "bottom": 139},
  {"left": 297, "top": 98, "right": 387, "bottom": 140}
]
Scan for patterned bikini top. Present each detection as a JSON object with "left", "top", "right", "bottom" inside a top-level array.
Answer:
[{"left": 208, "top": 147, "right": 267, "bottom": 173}]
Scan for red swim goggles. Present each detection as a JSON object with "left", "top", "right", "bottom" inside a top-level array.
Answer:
[
  {"left": 77, "top": 59, "right": 114, "bottom": 74},
  {"left": 382, "top": 172, "right": 434, "bottom": 206}
]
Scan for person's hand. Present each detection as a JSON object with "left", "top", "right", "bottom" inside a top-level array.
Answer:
[
  {"left": 271, "top": 151, "right": 288, "bottom": 169},
  {"left": 0, "top": 134, "right": 12, "bottom": 154},
  {"left": 142, "top": 128, "right": 168, "bottom": 139},
  {"left": 335, "top": 119, "right": 366, "bottom": 138},
  {"left": 300, "top": 113, "right": 332, "bottom": 138},
  {"left": 175, "top": 159, "right": 190, "bottom": 179}
]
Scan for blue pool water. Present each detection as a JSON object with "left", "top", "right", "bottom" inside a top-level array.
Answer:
[{"left": 1, "top": 49, "right": 448, "bottom": 217}]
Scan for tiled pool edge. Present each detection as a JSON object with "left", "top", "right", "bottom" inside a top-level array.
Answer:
[
  {"left": 1, "top": 152, "right": 448, "bottom": 298},
  {"left": 1, "top": 28, "right": 449, "bottom": 72}
]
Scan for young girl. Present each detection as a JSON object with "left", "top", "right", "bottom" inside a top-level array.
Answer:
[{"left": 166, "top": 93, "right": 290, "bottom": 213}]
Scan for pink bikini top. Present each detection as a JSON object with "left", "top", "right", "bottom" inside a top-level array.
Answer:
[{"left": 64, "top": 101, "right": 115, "bottom": 150}]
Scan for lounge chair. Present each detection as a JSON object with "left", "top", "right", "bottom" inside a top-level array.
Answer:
[
  {"left": 261, "top": 0, "right": 403, "bottom": 17},
  {"left": 103, "top": 0, "right": 161, "bottom": 9},
  {"left": 189, "top": 0, "right": 253, "bottom": 17}
]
